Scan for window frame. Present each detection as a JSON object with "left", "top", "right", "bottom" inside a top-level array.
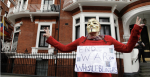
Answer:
[
  {"left": 72, "top": 12, "right": 120, "bottom": 42},
  {"left": 36, "top": 22, "right": 55, "bottom": 48},
  {"left": 41, "top": 0, "right": 55, "bottom": 12},
  {"left": 11, "top": 23, "right": 21, "bottom": 52},
  {"left": 38, "top": 25, "right": 50, "bottom": 47},
  {"left": 113, "top": 14, "right": 120, "bottom": 41}
]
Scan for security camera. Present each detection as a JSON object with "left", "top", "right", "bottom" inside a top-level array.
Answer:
[{"left": 20, "top": 21, "right": 23, "bottom": 25}]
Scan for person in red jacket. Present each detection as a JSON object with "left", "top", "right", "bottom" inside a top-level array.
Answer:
[{"left": 43, "top": 17, "right": 144, "bottom": 77}]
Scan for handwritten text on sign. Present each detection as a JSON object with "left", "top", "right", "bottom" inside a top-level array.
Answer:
[{"left": 75, "top": 45, "right": 118, "bottom": 74}]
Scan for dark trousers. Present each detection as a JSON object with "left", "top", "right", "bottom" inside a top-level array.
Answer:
[{"left": 138, "top": 49, "right": 146, "bottom": 62}]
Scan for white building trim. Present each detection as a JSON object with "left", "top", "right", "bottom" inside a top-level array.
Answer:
[
  {"left": 32, "top": 21, "right": 56, "bottom": 54},
  {"left": 122, "top": 5, "right": 150, "bottom": 40},
  {"left": 113, "top": 14, "right": 120, "bottom": 42},
  {"left": 121, "top": 5, "right": 150, "bottom": 74}
]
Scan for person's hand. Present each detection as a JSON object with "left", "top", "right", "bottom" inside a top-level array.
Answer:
[
  {"left": 43, "top": 27, "right": 50, "bottom": 39},
  {"left": 135, "top": 16, "right": 145, "bottom": 28},
  {"left": 135, "top": 43, "right": 139, "bottom": 47}
]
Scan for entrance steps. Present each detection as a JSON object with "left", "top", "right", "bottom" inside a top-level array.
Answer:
[{"left": 139, "top": 62, "right": 150, "bottom": 77}]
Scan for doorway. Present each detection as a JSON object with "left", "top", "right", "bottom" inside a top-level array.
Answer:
[{"left": 130, "top": 24, "right": 150, "bottom": 57}]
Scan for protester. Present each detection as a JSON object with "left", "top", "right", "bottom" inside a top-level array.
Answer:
[
  {"left": 135, "top": 38, "right": 147, "bottom": 63},
  {"left": 43, "top": 17, "right": 144, "bottom": 77}
]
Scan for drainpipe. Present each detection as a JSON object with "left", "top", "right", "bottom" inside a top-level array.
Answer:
[{"left": 55, "top": 0, "right": 61, "bottom": 76}]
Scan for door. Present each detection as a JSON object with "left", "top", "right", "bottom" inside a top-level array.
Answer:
[{"left": 43, "top": 0, "right": 53, "bottom": 12}]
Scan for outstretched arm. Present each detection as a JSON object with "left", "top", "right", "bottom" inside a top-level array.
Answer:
[
  {"left": 43, "top": 27, "right": 80, "bottom": 52},
  {"left": 112, "top": 17, "right": 144, "bottom": 52}
]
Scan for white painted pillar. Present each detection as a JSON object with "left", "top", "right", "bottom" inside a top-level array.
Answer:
[
  {"left": 110, "top": 14, "right": 116, "bottom": 39},
  {"left": 123, "top": 53, "right": 133, "bottom": 73},
  {"left": 80, "top": 13, "right": 85, "bottom": 37}
]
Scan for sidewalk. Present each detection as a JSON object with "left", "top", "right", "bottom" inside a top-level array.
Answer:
[{"left": 1, "top": 73, "right": 59, "bottom": 77}]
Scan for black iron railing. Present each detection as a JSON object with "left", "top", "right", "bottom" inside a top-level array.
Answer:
[{"left": 1, "top": 52, "right": 123, "bottom": 77}]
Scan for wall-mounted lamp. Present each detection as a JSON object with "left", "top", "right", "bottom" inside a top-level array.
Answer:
[
  {"left": 20, "top": 21, "right": 23, "bottom": 25},
  {"left": 25, "top": 48, "right": 28, "bottom": 53},
  {"left": 143, "top": 18, "right": 147, "bottom": 24},
  {"left": 142, "top": 13, "right": 147, "bottom": 24}
]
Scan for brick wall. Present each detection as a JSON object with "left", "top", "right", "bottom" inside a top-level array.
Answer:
[
  {"left": 120, "top": 0, "right": 150, "bottom": 16},
  {"left": 15, "top": 16, "right": 58, "bottom": 53},
  {"left": 59, "top": 0, "right": 73, "bottom": 46},
  {"left": 13, "top": 58, "right": 36, "bottom": 75}
]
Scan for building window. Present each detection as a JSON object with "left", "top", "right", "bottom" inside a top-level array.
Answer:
[
  {"left": 100, "top": 25, "right": 111, "bottom": 35},
  {"left": 75, "top": 18, "right": 80, "bottom": 39},
  {"left": 44, "top": 0, "right": 53, "bottom": 5},
  {"left": 4, "top": 12, "right": 8, "bottom": 17},
  {"left": 11, "top": 24, "right": 21, "bottom": 52},
  {"left": 36, "top": 60, "right": 48, "bottom": 76},
  {"left": 99, "top": 17, "right": 110, "bottom": 22},
  {"left": 73, "top": 13, "right": 119, "bottom": 41},
  {"left": 115, "top": 26, "right": 118, "bottom": 41},
  {"left": 13, "top": 33, "right": 19, "bottom": 43},
  {"left": 39, "top": 26, "right": 50, "bottom": 47},
  {"left": 85, "top": 24, "right": 88, "bottom": 36},
  {"left": 43, "top": 0, "right": 54, "bottom": 12},
  {"left": 85, "top": 17, "right": 96, "bottom": 22},
  {"left": 114, "top": 18, "right": 119, "bottom": 41},
  {"left": 22, "top": 0, "right": 27, "bottom": 10},
  {"left": 76, "top": 18, "right": 80, "bottom": 24},
  {"left": 75, "top": 25, "right": 80, "bottom": 39}
]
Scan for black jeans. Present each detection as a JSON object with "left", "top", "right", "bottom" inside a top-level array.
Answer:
[{"left": 138, "top": 49, "right": 146, "bottom": 62}]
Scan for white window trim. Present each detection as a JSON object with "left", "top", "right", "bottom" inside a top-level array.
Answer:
[
  {"left": 113, "top": 14, "right": 120, "bottom": 42},
  {"left": 32, "top": 22, "right": 56, "bottom": 54},
  {"left": 7, "top": 0, "right": 11, "bottom": 8},
  {"left": 41, "top": 0, "right": 55, "bottom": 12},
  {"left": 11, "top": 23, "right": 21, "bottom": 51},
  {"left": 72, "top": 12, "right": 118, "bottom": 41}
]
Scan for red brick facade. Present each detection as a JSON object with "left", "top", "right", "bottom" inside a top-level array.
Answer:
[{"left": 4, "top": 0, "right": 150, "bottom": 77}]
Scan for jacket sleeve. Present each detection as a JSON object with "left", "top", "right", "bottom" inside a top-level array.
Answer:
[
  {"left": 111, "top": 24, "right": 142, "bottom": 53},
  {"left": 46, "top": 36, "right": 81, "bottom": 52}
]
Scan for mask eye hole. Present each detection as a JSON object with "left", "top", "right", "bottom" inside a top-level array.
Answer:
[{"left": 93, "top": 23, "right": 97, "bottom": 24}]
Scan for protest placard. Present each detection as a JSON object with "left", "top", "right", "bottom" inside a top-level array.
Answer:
[{"left": 75, "top": 45, "right": 118, "bottom": 74}]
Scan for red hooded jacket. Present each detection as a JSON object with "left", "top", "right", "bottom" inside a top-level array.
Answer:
[{"left": 46, "top": 24, "right": 142, "bottom": 77}]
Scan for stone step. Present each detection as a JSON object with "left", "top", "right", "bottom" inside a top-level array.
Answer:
[
  {"left": 139, "top": 62, "right": 150, "bottom": 77},
  {"left": 140, "top": 62, "right": 150, "bottom": 66},
  {"left": 139, "top": 73, "right": 150, "bottom": 76},
  {"left": 140, "top": 67, "right": 150, "bottom": 70},
  {"left": 138, "top": 76, "right": 150, "bottom": 77},
  {"left": 140, "top": 70, "right": 150, "bottom": 73}
]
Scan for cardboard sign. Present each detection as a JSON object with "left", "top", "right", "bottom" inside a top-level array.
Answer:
[{"left": 75, "top": 45, "right": 118, "bottom": 74}]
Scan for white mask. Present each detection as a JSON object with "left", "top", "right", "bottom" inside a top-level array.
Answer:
[{"left": 87, "top": 19, "right": 100, "bottom": 33}]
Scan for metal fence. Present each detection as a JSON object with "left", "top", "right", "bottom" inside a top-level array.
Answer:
[{"left": 1, "top": 52, "right": 123, "bottom": 77}]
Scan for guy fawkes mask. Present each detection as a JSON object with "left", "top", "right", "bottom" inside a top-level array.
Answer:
[{"left": 87, "top": 18, "right": 100, "bottom": 33}]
